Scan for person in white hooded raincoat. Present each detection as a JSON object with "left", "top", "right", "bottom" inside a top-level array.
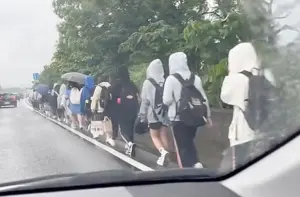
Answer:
[
  {"left": 221, "top": 42, "right": 260, "bottom": 147},
  {"left": 139, "top": 59, "right": 169, "bottom": 166},
  {"left": 163, "top": 52, "right": 212, "bottom": 168}
]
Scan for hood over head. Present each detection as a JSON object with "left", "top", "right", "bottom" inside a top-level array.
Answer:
[
  {"left": 228, "top": 42, "right": 260, "bottom": 74},
  {"left": 59, "top": 83, "right": 66, "bottom": 95},
  {"left": 168, "top": 52, "right": 191, "bottom": 75},
  {"left": 84, "top": 76, "right": 94, "bottom": 90},
  {"left": 99, "top": 81, "right": 111, "bottom": 88},
  {"left": 53, "top": 83, "right": 60, "bottom": 93},
  {"left": 146, "top": 59, "right": 164, "bottom": 83},
  {"left": 53, "top": 83, "right": 59, "bottom": 88},
  {"left": 117, "top": 67, "right": 130, "bottom": 83},
  {"left": 221, "top": 42, "right": 261, "bottom": 111}
]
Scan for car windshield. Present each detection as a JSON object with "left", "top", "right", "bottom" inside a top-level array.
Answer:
[{"left": 0, "top": 0, "right": 299, "bottom": 188}]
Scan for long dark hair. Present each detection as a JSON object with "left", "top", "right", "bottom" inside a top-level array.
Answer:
[
  {"left": 68, "top": 81, "right": 80, "bottom": 89},
  {"left": 117, "top": 66, "right": 130, "bottom": 83}
]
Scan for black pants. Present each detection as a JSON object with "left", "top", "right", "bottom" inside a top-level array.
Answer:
[
  {"left": 32, "top": 100, "right": 39, "bottom": 110},
  {"left": 119, "top": 119, "right": 135, "bottom": 144},
  {"left": 109, "top": 111, "right": 119, "bottom": 140},
  {"left": 172, "top": 121, "right": 199, "bottom": 168},
  {"left": 57, "top": 108, "right": 65, "bottom": 120}
]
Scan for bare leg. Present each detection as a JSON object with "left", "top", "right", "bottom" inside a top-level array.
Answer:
[
  {"left": 159, "top": 126, "right": 169, "bottom": 151},
  {"left": 150, "top": 129, "right": 164, "bottom": 151}
]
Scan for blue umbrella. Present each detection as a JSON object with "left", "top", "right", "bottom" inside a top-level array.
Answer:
[{"left": 34, "top": 84, "right": 49, "bottom": 95}]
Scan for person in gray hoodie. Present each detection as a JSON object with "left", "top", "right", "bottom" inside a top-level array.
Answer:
[
  {"left": 139, "top": 59, "right": 169, "bottom": 166},
  {"left": 163, "top": 52, "right": 212, "bottom": 168}
]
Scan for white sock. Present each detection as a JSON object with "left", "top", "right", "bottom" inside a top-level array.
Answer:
[{"left": 159, "top": 147, "right": 167, "bottom": 154}]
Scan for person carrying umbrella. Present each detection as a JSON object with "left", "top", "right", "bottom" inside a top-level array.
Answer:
[
  {"left": 61, "top": 72, "right": 87, "bottom": 129},
  {"left": 67, "top": 81, "right": 83, "bottom": 129}
]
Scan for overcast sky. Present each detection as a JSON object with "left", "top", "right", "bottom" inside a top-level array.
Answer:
[{"left": 0, "top": 0, "right": 58, "bottom": 88}]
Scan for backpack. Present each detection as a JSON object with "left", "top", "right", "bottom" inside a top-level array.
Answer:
[
  {"left": 119, "top": 83, "right": 139, "bottom": 120},
  {"left": 98, "top": 85, "right": 110, "bottom": 110},
  {"left": 84, "top": 87, "right": 95, "bottom": 113},
  {"left": 173, "top": 73, "right": 207, "bottom": 127},
  {"left": 69, "top": 87, "right": 81, "bottom": 104},
  {"left": 240, "top": 70, "right": 276, "bottom": 131},
  {"left": 148, "top": 78, "right": 166, "bottom": 121}
]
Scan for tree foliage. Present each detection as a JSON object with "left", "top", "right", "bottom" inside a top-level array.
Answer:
[{"left": 39, "top": 0, "right": 292, "bottom": 107}]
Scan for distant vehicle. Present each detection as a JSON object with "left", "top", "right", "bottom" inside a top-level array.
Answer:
[{"left": 0, "top": 93, "right": 17, "bottom": 108}]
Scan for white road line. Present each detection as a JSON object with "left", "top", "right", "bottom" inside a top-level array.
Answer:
[{"left": 23, "top": 100, "right": 153, "bottom": 172}]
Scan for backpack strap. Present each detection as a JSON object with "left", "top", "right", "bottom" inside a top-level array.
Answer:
[
  {"left": 173, "top": 73, "right": 195, "bottom": 86},
  {"left": 239, "top": 70, "right": 253, "bottom": 78},
  {"left": 148, "top": 78, "right": 160, "bottom": 88}
]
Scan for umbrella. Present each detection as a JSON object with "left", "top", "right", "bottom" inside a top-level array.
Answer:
[
  {"left": 34, "top": 84, "right": 49, "bottom": 95},
  {"left": 61, "top": 72, "right": 87, "bottom": 84}
]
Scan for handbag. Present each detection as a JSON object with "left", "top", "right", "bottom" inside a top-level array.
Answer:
[
  {"left": 90, "top": 120, "right": 104, "bottom": 138},
  {"left": 103, "top": 116, "right": 113, "bottom": 137}
]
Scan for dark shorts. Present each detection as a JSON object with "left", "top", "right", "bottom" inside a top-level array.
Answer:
[{"left": 149, "top": 122, "right": 167, "bottom": 130}]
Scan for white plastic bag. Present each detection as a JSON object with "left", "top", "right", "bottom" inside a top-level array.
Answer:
[
  {"left": 103, "top": 116, "right": 113, "bottom": 137},
  {"left": 90, "top": 120, "right": 104, "bottom": 138}
]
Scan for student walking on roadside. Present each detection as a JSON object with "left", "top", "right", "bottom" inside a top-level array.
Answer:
[
  {"left": 220, "top": 42, "right": 280, "bottom": 170},
  {"left": 68, "top": 81, "right": 84, "bottom": 129},
  {"left": 91, "top": 75, "right": 115, "bottom": 146},
  {"left": 50, "top": 83, "right": 60, "bottom": 119},
  {"left": 57, "top": 83, "right": 67, "bottom": 121},
  {"left": 64, "top": 84, "right": 72, "bottom": 125},
  {"left": 163, "top": 52, "right": 212, "bottom": 168},
  {"left": 109, "top": 77, "right": 120, "bottom": 140},
  {"left": 220, "top": 43, "right": 258, "bottom": 147},
  {"left": 80, "top": 76, "right": 95, "bottom": 129},
  {"left": 31, "top": 89, "right": 41, "bottom": 110},
  {"left": 139, "top": 59, "right": 170, "bottom": 166},
  {"left": 111, "top": 67, "right": 139, "bottom": 157},
  {"left": 220, "top": 42, "right": 277, "bottom": 147}
]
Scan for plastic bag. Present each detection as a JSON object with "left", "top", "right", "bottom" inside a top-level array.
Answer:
[{"left": 90, "top": 120, "right": 104, "bottom": 138}]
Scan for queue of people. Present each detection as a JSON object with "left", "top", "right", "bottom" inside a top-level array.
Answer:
[{"left": 29, "top": 42, "right": 278, "bottom": 169}]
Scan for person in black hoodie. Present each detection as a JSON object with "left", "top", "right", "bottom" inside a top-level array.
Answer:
[{"left": 110, "top": 67, "right": 139, "bottom": 157}]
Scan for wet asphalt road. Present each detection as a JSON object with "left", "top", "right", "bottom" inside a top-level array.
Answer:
[{"left": 0, "top": 100, "right": 133, "bottom": 184}]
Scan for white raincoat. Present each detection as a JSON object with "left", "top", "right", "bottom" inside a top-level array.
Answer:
[
  {"left": 139, "top": 59, "right": 168, "bottom": 124},
  {"left": 221, "top": 42, "right": 260, "bottom": 146},
  {"left": 163, "top": 52, "right": 211, "bottom": 121},
  {"left": 91, "top": 82, "right": 111, "bottom": 113}
]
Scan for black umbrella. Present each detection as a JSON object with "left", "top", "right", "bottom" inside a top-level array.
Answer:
[{"left": 61, "top": 72, "right": 87, "bottom": 84}]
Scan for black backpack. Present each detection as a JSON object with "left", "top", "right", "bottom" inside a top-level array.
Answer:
[
  {"left": 99, "top": 85, "right": 110, "bottom": 109},
  {"left": 84, "top": 87, "right": 95, "bottom": 113},
  {"left": 119, "top": 83, "right": 139, "bottom": 120},
  {"left": 148, "top": 78, "right": 166, "bottom": 121},
  {"left": 240, "top": 70, "right": 276, "bottom": 131},
  {"left": 173, "top": 73, "right": 207, "bottom": 127}
]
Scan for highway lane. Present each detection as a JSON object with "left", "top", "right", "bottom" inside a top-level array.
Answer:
[{"left": 0, "top": 100, "right": 133, "bottom": 184}]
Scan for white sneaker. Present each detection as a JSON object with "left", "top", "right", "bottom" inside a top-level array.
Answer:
[
  {"left": 194, "top": 162, "right": 204, "bottom": 168},
  {"left": 79, "top": 123, "right": 83, "bottom": 130},
  {"left": 126, "top": 142, "right": 135, "bottom": 157},
  {"left": 106, "top": 137, "right": 116, "bottom": 147},
  {"left": 71, "top": 124, "right": 76, "bottom": 129},
  {"left": 156, "top": 149, "right": 169, "bottom": 166}
]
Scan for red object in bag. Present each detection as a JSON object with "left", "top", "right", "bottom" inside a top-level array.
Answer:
[{"left": 117, "top": 97, "right": 121, "bottom": 104}]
